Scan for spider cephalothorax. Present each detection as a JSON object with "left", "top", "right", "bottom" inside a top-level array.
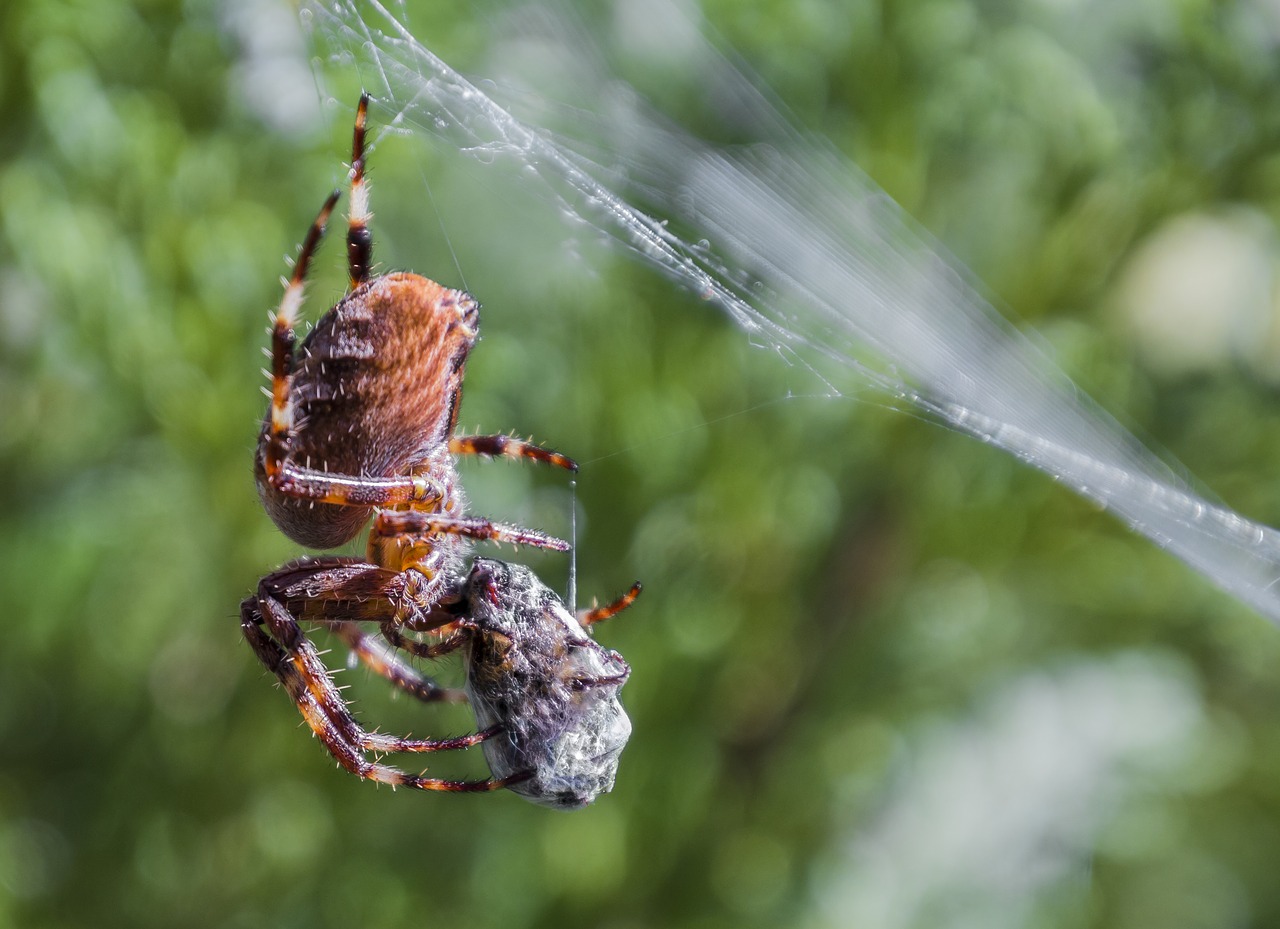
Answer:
[{"left": 240, "top": 94, "right": 638, "bottom": 800}]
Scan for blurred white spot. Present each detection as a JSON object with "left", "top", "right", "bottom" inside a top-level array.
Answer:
[
  {"left": 222, "top": 0, "right": 322, "bottom": 136},
  {"left": 0, "top": 266, "right": 47, "bottom": 351},
  {"left": 817, "top": 652, "right": 1207, "bottom": 929},
  {"left": 1113, "top": 210, "right": 1277, "bottom": 376},
  {"left": 612, "top": 0, "right": 703, "bottom": 67}
]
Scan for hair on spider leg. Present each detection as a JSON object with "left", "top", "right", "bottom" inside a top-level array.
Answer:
[{"left": 242, "top": 93, "right": 640, "bottom": 804}]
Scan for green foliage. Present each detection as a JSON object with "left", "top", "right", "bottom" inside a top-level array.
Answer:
[{"left": 3, "top": 0, "right": 1280, "bottom": 927}]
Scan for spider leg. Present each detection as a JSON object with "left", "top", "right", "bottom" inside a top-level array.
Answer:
[
  {"left": 241, "top": 589, "right": 517, "bottom": 791},
  {"left": 326, "top": 621, "right": 467, "bottom": 705},
  {"left": 347, "top": 92, "right": 373, "bottom": 289},
  {"left": 263, "top": 557, "right": 465, "bottom": 703},
  {"left": 572, "top": 667, "right": 632, "bottom": 691},
  {"left": 380, "top": 623, "right": 469, "bottom": 660},
  {"left": 266, "top": 463, "right": 447, "bottom": 509},
  {"left": 449, "top": 434, "right": 578, "bottom": 472},
  {"left": 578, "top": 582, "right": 642, "bottom": 627},
  {"left": 374, "top": 509, "right": 571, "bottom": 552},
  {"left": 264, "top": 190, "right": 342, "bottom": 482}
]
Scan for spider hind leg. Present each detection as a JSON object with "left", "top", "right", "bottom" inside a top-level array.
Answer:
[{"left": 241, "top": 562, "right": 515, "bottom": 792}]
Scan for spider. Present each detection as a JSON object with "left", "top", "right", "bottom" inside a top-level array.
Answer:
[
  {"left": 240, "top": 93, "right": 637, "bottom": 796},
  {"left": 243, "top": 555, "right": 639, "bottom": 804}
]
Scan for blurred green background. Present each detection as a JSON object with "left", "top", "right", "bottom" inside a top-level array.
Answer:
[{"left": 4, "top": 0, "right": 1280, "bottom": 927}]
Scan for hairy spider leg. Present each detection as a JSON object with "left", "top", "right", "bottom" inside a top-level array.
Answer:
[
  {"left": 241, "top": 569, "right": 520, "bottom": 791},
  {"left": 373, "top": 508, "right": 571, "bottom": 551},
  {"left": 362, "top": 509, "right": 572, "bottom": 659},
  {"left": 449, "top": 434, "right": 578, "bottom": 472},
  {"left": 263, "top": 437, "right": 583, "bottom": 513},
  {"left": 264, "top": 189, "right": 341, "bottom": 482},
  {"left": 360, "top": 510, "right": 569, "bottom": 629},
  {"left": 379, "top": 622, "right": 469, "bottom": 660},
  {"left": 242, "top": 601, "right": 514, "bottom": 791},
  {"left": 578, "top": 582, "right": 643, "bottom": 627},
  {"left": 257, "top": 557, "right": 466, "bottom": 702},
  {"left": 347, "top": 91, "right": 373, "bottom": 289},
  {"left": 275, "top": 560, "right": 471, "bottom": 706},
  {"left": 327, "top": 620, "right": 467, "bottom": 703},
  {"left": 269, "top": 467, "right": 449, "bottom": 508},
  {"left": 572, "top": 665, "right": 633, "bottom": 690}
]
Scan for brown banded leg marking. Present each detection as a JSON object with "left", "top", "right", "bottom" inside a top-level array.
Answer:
[
  {"left": 258, "top": 558, "right": 465, "bottom": 703},
  {"left": 578, "top": 582, "right": 642, "bottom": 627},
  {"left": 241, "top": 595, "right": 290, "bottom": 674},
  {"left": 242, "top": 591, "right": 507, "bottom": 790},
  {"left": 326, "top": 621, "right": 467, "bottom": 704},
  {"left": 268, "top": 463, "right": 446, "bottom": 508},
  {"left": 379, "top": 623, "right": 469, "bottom": 661},
  {"left": 374, "top": 509, "right": 570, "bottom": 552},
  {"left": 362, "top": 725, "right": 502, "bottom": 756},
  {"left": 264, "top": 190, "right": 342, "bottom": 481},
  {"left": 571, "top": 666, "right": 631, "bottom": 691},
  {"left": 449, "top": 434, "right": 578, "bottom": 472},
  {"left": 347, "top": 92, "right": 373, "bottom": 289}
]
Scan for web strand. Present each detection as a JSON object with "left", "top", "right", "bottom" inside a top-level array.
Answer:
[{"left": 303, "top": 0, "right": 1280, "bottom": 626}]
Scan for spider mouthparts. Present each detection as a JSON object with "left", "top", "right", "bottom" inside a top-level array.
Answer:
[
  {"left": 455, "top": 295, "right": 480, "bottom": 334},
  {"left": 466, "top": 561, "right": 502, "bottom": 607}
]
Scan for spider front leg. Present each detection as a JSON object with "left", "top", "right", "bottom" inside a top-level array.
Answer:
[
  {"left": 241, "top": 599, "right": 511, "bottom": 791},
  {"left": 347, "top": 91, "right": 373, "bottom": 289},
  {"left": 449, "top": 434, "right": 578, "bottom": 472},
  {"left": 374, "top": 509, "right": 571, "bottom": 552}
]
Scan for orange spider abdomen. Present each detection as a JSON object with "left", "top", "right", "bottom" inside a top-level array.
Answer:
[{"left": 256, "top": 272, "right": 479, "bottom": 549}]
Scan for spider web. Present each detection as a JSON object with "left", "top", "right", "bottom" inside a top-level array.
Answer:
[{"left": 302, "top": 0, "right": 1280, "bottom": 626}]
